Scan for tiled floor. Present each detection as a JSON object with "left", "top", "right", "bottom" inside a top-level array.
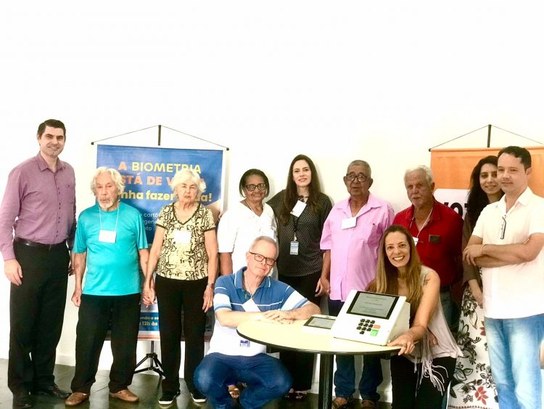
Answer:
[{"left": 0, "top": 359, "right": 391, "bottom": 408}]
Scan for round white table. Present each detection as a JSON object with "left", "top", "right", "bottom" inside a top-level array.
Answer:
[{"left": 237, "top": 318, "right": 399, "bottom": 409}]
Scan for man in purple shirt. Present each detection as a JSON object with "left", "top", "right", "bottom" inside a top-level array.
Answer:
[
  {"left": 317, "top": 160, "right": 394, "bottom": 409},
  {"left": 0, "top": 119, "right": 76, "bottom": 409}
]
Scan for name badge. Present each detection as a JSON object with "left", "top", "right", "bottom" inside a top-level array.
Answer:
[
  {"left": 341, "top": 217, "right": 357, "bottom": 230},
  {"left": 99, "top": 230, "right": 116, "bottom": 243},
  {"left": 290, "top": 200, "right": 307, "bottom": 217},
  {"left": 174, "top": 229, "right": 191, "bottom": 245},
  {"left": 290, "top": 240, "right": 299, "bottom": 255},
  {"left": 412, "top": 236, "right": 419, "bottom": 245}
]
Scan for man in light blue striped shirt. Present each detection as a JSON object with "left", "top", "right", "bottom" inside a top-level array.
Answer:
[{"left": 195, "top": 236, "right": 320, "bottom": 409}]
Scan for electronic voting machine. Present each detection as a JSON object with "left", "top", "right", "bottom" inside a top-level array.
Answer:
[{"left": 331, "top": 290, "right": 410, "bottom": 346}]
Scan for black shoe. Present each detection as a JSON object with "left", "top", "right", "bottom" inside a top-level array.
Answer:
[
  {"left": 158, "top": 390, "right": 180, "bottom": 406},
  {"left": 191, "top": 390, "right": 207, "bottom": 404},
  {"left": 13, "top": 391, "right": 33, "bottom": 409},
  {"left": 33, "top": 384, "right": 70, "bottom": 399}
]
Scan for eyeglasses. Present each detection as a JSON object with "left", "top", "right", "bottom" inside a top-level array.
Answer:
[
  {"left": 345, "top": 173, "right": 369, "bottom": 183},
  {"left": 249, "top": 251, "right": 276, "bottom": 266},
  {"left": 500, "top": 215, "right": 507, "bottom": 240},
  {"left": 245, "top": 183, "right": 267, "bottom": 192}
]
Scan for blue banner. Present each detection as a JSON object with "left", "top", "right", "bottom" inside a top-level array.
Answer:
[{"left": 97, "top": 144, "right": 223, "bottom": 243}]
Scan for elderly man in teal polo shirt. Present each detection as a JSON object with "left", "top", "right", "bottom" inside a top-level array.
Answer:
[{"left": 65, "top": 167, "right": 148, "bottom": 407}]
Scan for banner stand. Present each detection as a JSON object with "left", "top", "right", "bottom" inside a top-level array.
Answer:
[
  {"left": 133, "top": 340, "right": 164, "bottom": 378},
  {"left": 90, "top": 124, "right": 230, "bottom": 151},
  {"left": 427, "top": 123, "right": 543, "bottom": 151},
  {"left": 95, "top": 126, "right": 226, "bottom": 378}
]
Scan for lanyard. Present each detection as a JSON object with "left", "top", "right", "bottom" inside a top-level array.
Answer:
[
  {"left": 292, "top": 214, "right": 300, "bottom": 241},
  {"left": 99, "top": 205, "right": 120, "bottom": 232}
]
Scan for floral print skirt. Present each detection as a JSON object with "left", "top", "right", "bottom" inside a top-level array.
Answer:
[{"left": 448, "top": 286, "right": 498, "bottom": 408}]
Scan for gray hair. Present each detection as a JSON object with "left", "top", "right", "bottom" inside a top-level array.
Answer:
[
  {"left": 91, "top": 167, "right": 125, "bottom": 195},
  {"left": 249, "top": 236, "right": 279, "bottom": 258},
  {"left": 170, "top": 169, "right": 206, "bottom": 194},
  {"left": 404, "top": 165, "right": 434, "bottom": 185},
  {"left": 346, "top": 160, "right": 372, "bottom": 177}
]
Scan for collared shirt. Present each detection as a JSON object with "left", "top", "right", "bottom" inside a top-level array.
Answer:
[
  {"left": 208, "top": 268, "right": 309, "bottom": 356},
  {"left": 320, "top": 193, "right": 394, "bottom": 301},
  {"left": 393, "top": 199, "right": 463, "bottom": 287},
  {"left": 73, "top": 202, "right": 148, "bottom": 296},
  {"left": 0, "top": 153, "right": 76, "bottom": 260},
  {"left": 473, "top": 187, "right": 544, "bottom": 318}
]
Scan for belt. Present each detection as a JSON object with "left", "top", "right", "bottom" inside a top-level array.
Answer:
[{"left": 14, "top": 237, "right": 67, "bottom": 251}]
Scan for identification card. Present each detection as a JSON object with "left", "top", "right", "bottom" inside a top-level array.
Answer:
[
  {"left": 290, "top": 200, "right": 307, "bottom": 217},
  {"left": 290, "top": 240, "right": 299, "bottom": 255},
  {"left": 99, "top": 230, "right": 116, "bottom": 243},
  {"left": 341, "top": 217, "right": 357, "bottom": 230},
  {"left": 174, "top": 229, "right": 191, "bottom": 245}
]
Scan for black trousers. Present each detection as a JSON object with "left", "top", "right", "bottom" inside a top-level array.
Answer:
[
  {"left": 71, "top": 293, "right": 141, "bottom": 394},
  {"left": 155, "top": 275, "right": 207, "bottom": 395},
  {"left": 278, "top": 271, "right": 321, "bottom": 391},
  {"left": 390, "top": 355, "right": 456, "bottom": 409},
  {"left": 8, "top": 241, "right": 70, "bottom": 394}
]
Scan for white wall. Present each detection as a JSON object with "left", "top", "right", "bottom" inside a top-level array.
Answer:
[{"left": 1, "top": 0, "right": 543, "bottom": 395}]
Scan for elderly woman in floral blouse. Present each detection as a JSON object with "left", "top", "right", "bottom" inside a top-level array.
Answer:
[{"left": 143, "top": 169, "right": 218, "bottom": 406}]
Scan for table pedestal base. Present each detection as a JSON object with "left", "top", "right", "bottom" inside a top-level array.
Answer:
[{"left": 318, "top": 353, "right": 333, "bottom": 409}]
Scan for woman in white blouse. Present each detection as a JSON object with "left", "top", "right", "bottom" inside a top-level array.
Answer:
[{"left": 217, "top": 168, "right": 277, "bottom": 275}]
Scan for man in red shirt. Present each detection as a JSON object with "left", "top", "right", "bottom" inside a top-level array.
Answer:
[{"left": 393, "top": 165, "right": 463, "bottom": 330}]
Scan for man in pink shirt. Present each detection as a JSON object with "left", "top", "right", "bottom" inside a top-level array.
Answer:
[
  {"left": 0, "top": 119, "right": 76, "bottom": 409},
  {"left": 317, "top": 160, "right": 393, "bottom": 409}
]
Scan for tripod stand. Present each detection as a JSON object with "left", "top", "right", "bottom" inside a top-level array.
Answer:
[{"left": 134, "top": 340, "right": 164, "bottom": 377}]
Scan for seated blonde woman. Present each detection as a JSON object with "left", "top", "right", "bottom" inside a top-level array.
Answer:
[{"left": 368, "top": 225, "right": 462, "bottom": 409}]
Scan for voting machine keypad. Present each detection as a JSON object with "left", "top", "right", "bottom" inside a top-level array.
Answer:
[{"left": 356, "top": 319, "right": 380, "bottom": 336}]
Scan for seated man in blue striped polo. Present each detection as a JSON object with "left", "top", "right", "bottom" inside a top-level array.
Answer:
[{"left": 195, "top": 236, "right": 320, "bottom": 409}]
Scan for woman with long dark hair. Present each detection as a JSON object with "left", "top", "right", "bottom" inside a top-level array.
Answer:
[
  {"left": 448, "top": 156, "right": 502, "bottom": 408},
  {"left": 268, "top": 154, "right": 332, "bottom": 400}
]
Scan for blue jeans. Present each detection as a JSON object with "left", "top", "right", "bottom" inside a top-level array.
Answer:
[
  {"left": 329, "top": 299, "right": 383, "bottom": 401},
  {"left": 194, "top": 353, "right": 292, "bottom": 409},
  {"left": 440, "top": 289, "right": 459, "bottom": 331},
  {"left": 485, "top": 314, "right": 544, "bottom": 409},
  {"left": 334, "top": 354, "right": 383, "bottom": 401}
]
